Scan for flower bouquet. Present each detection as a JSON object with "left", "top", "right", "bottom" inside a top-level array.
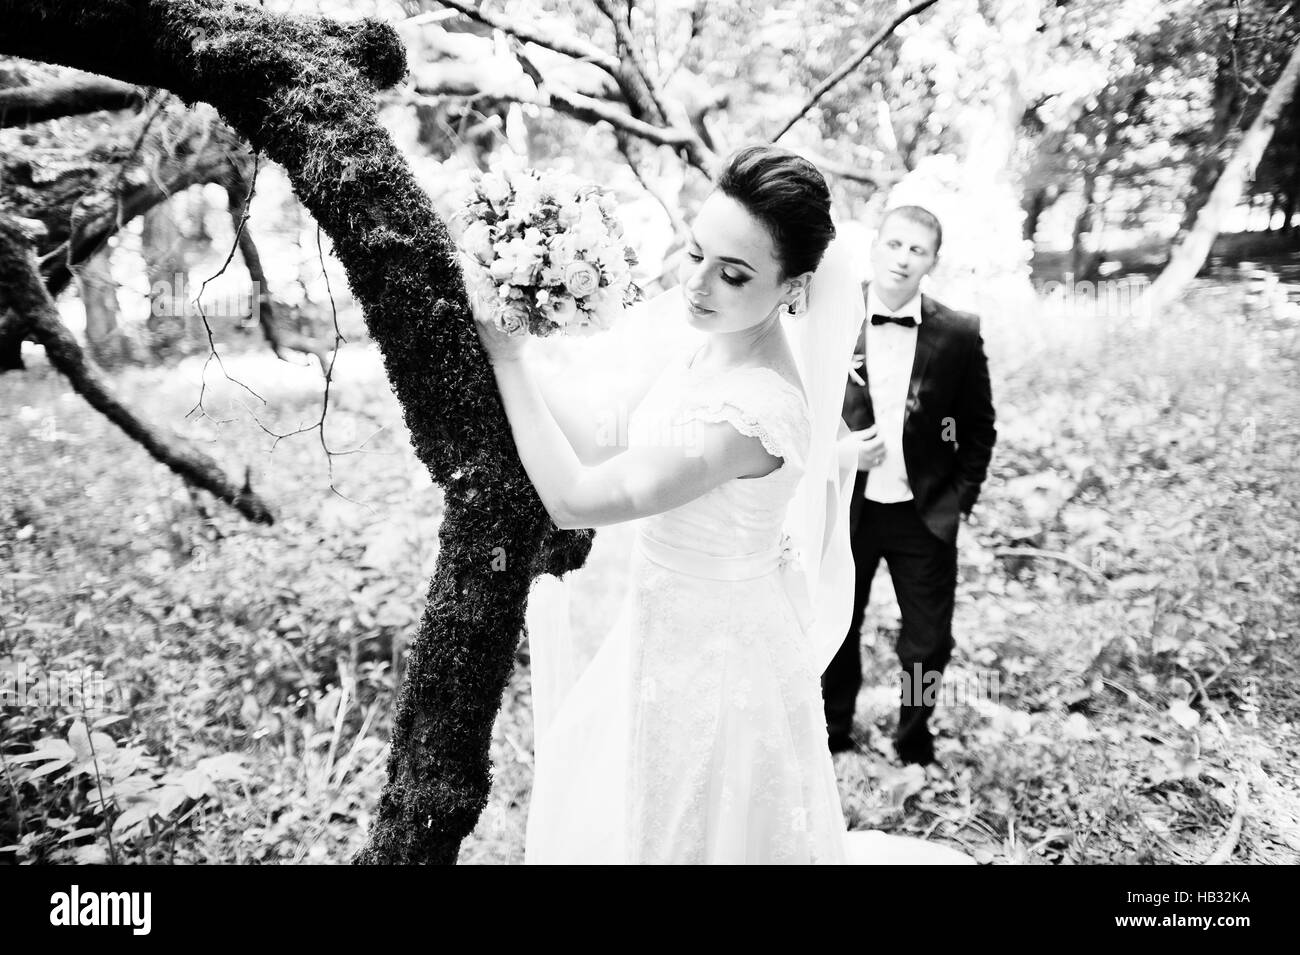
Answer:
[{"left": 449, "top": 166, "right": 642, "bottom": 337}]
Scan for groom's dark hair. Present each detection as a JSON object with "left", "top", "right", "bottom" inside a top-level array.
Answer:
[{"left": 715, "top": 145, "right": 836, "bottom": 279}]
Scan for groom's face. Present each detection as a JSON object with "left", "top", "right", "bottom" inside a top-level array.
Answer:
[
  {"left": 678, "top": 192, "right": 788, "bottom": 333},
  {"left": 870, "top": 215, "right": 939, "bottom": 302}
]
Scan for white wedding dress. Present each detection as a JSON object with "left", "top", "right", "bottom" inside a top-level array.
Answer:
[{"left": 524, "top": 340, "right": 974, "bottom": 865}]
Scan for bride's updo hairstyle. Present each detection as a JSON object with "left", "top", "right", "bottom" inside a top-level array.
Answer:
[{"left": 715, "top": 145, "right": 836, "bottom": 279}]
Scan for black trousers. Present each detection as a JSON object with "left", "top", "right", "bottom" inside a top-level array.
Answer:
[{"left": 822, "top": 499, "right": 957, "bottom": 756}]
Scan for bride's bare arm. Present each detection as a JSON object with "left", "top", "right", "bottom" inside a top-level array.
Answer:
[
  {"left": 536, "top": 364, "right": 662, "bottom": 466},
  {"left": 491, "top": 355, "right": 779, "bottom": 529}
]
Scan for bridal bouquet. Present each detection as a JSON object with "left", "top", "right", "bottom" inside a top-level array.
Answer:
[{"left": 449, "top": 166, "right": 642, "bottom": 337}]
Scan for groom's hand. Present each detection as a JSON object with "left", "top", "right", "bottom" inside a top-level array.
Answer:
[{"left": 840, "top": 427, "right": 885, "bottom": 472}]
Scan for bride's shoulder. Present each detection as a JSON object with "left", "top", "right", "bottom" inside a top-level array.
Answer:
[
  {"left": 719, "top": 363, "right": 807, "bottom": 412},
  {"left": 683, "top": 363, "right": 811, "bottom": 457}
]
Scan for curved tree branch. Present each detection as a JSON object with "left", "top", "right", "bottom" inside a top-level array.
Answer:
[
  {"left": 3, "top": 104, "right": 254, "bottom": 301},
  {"left": 591, "top": 0, "right": 670, "bottom": 124},
  {"left": 408, "top": 75, "right": 712, "bottom": 163},
  {"left": 771, "top": 0, "right": 941, "bottom": 143},
  {"left": 0, "top": 75, "right": 145, "bottom": 127},
  {"left": 436, "top": 0, "right": 621, "bottom": 74},
  {"left": 804, "top": 150, "right": 901, "bottom": 189},
  {"left": 0, "top": 213, "right": 274, "bottom": 523}
]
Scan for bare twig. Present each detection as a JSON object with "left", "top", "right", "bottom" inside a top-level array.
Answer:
[
  {"left": 1099, "top": 677, "right": 1159, "bottom": 714},
  {"left": 1185, "top": 665, "right": 1232, "bottom": 739},
  {"left": 616, "top": 136, "right": 688, "bottom": 237},
  {"left": 802, "top": 150, "right": 901, "bottom": 188},
  {"left": 1181, "top": 663, "right": 1250, "bottom": 864},
  {"left": 238, "top": 222, "right": 374, "bottom": 507},
  {"left": 186, "top": 150, "right": 267, "bottom": 418},
  {"left": 771, "top": 0, "right": 941, "bottom": 143},
  {"left": 224, "top": 172, "right": 331, "bottom": 367},
  {"left": 437, "top": 0, "right": 621, "bottom": 74},
  {"left": 993, "top": 546, "right": 1106, "bottom": 582},
  {"left": 1205, "top": 775, "right": 1250, "bottom": 864}
]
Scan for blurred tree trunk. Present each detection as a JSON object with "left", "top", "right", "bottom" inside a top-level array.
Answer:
[
  {"left": 222, "top": 173, "right": 333, "bottom": 368},
  {"left": 1177, "top": 46, "right": 1246, "bottom": 238},
  {"left": 187, "top": 186, "right": 212, "bottom": 243},
  {"left": 1070, "top": 85, "right": 1143, "bottom": 280},
  {"left": 1021, "top": 185, "right": 1057, "bottom": 244},
  {"left": 141, "top": 203, "right": 193, "bottom": 359},
  {"left": 1141, "top": 37, "right": 1300, "bottom": 314},
  {"left": 77, "top": 245, "right": 132, "bottom": 368},
  {"left": 1071, "top": 170, "right": 1102, "bottom": 280}
]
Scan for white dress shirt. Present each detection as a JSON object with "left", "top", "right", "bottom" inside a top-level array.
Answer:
[{"left": 862, "top": 285, "right": 922, "bottom": 503}]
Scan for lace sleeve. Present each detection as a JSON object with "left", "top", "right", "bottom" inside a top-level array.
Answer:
[{"left": 682, "top": 369, "right": 811, "bottom": 467}]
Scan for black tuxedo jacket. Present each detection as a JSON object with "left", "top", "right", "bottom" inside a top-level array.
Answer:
[{"left": 842, "top": 287, "right": 996, "bottom": 545}]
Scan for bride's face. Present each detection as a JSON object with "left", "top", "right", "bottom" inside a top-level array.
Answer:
[{"left": 678, "top": 192, "right": 791, "bottom": 333}]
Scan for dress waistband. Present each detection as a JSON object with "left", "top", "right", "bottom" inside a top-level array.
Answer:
[{"left": 634, "top": 531, "right": 782, "bottom": 581}]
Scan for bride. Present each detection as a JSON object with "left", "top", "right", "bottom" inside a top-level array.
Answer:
[{"left": 471, "top": 145, "right": 972, "bottom": 864}]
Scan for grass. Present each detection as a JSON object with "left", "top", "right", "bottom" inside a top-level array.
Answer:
[{"left": 1, "top": 275, "right": 1297, "bottom": 864}]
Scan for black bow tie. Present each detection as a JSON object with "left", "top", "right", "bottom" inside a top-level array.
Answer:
[{"left": 871, "top": 313, "right": 917, "bottom": 328}]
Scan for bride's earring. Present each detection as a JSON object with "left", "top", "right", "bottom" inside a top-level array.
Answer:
[{"left": 786, "top": 287, "right": 806, "bottom": 316}]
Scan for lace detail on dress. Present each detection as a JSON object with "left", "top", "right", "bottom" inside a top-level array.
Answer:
[{"left": 680, "top": 367, "right": 812, "bottom": 470}]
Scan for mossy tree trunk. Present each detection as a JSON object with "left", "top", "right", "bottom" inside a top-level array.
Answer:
[{"left": 0, "top": 0, "right": 592, "bottom": 864}]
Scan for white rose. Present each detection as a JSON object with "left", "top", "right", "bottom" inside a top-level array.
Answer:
[
  {"left": 496, "top": 301, "right": 529, "bottom": 336},
  {"left": 489, "top": 237, "right": 540, "bottom": 285},
  {"left": 479, "top": 171, "right": 511, "bottom": 208},
  {"left": 564, "top": 261, "right": 600, "bottom": 298},
  {"left": 489, "top": 254, "right": 516, "bottom": 283},
  {"left": 460, "top": 220, "right": 494, "bottom": 263}
]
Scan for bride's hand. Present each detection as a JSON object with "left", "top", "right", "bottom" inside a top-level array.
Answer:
[
  {"left": 840, "top": 427, "right": 885, "bottom": 471},
  {"left": 467, "top": 286, "right": 528, "bottom": 365}
]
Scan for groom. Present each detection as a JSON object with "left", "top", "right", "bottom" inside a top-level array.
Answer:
[{"left": 824, "top": 205, "right": 996, "bottom": 765}]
